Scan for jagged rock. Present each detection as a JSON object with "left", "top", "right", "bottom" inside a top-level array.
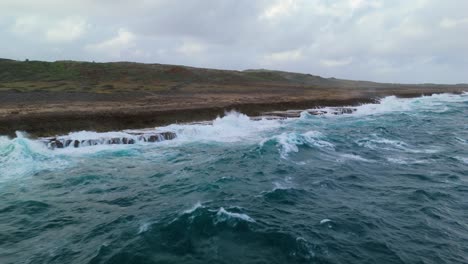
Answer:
[
  {"left": 307, "top": 110, "right": 328, "bottom": 115},
  {"left": 111, "top": 138, "right": 121, "bottom": 144},
  {"left": 250, "top": 116, "right": 287, "bottom": 121},
  {"left": 262, "top": 107, "right": 357, "bottom": 118},
  {"left": 147, "top": 135, "right": 159, "bottom": 142},
  {"left": 262, "top": 110, "right": 303, "bottom": 118},
  {"left": 160, "top": 132, "right": 177, "bottom": 140},
  {"left": 47, "top": 138, "right": 64, "bottom": 149},
  {"left": 40, "top": 131, "right": 177, "bottom": 149},
  {"left": 324, "top": 107, "right": 356, "bottom": 115},
  {"left": 55, "top": 140, "right": 64, "bottom": 148}
]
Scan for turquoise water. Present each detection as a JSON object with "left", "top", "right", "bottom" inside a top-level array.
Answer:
[{"left": 1, "top": 93, "right": 467, "bottom": 264}]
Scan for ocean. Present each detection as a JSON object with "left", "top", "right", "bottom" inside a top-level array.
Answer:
[{"left": 1, "top": 93, "right": 467, "bottom": 264}]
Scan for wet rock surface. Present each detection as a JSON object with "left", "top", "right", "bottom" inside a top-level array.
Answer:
[
  {"left": 262, "top": 107, "right": 357, "bottom": 118},
  {"left": 41, "top": 131, "right": 177, "bottom": 149},
  {"left": 40, "top": 107, "right": 355, "bottom": 149}
]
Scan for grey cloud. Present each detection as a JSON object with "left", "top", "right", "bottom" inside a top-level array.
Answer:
[{"left": 0, "top": 0, "right": 467, "bottom": 83}]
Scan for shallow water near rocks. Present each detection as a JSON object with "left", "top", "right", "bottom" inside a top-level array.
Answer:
[{"left": 1, "top": 93, "right": 467, "bottom": 264}]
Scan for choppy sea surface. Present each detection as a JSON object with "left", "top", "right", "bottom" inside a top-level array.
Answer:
[{"left": 1, "top": 93, "right": 467, "bottom": 264}]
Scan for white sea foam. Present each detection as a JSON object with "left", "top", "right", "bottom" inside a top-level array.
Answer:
[
  {"left": 357, "top": 137, "right": 407, "bottom": 150},
  {"left": 455, "top": 137, "right": 467, "bottom": 145},
  {"left": 454, "top": 156, "right": 468, "bottom": 164},
  {"left": 338, "top": 153, "right": 374, "bottom": 163},
  {"left": 357, "top": 136, "right": 439, "bottom": 154},
  {"left": 298, "top": 93, "right": 467, "bottom": 118},
  {"left": 216, "top": 207, "right": 255, "bottom": 223},
  {"left": 138, "top": 222, "right": 151, "bottom": 234},
  {"left": 273, "top": 182, "right": 291, "bottom": 191},
  {"left": 53, "top": 143, "right": 137, "bottom": 156},
  {"left": 387, "top": 157, "right": 429, "bottom": 165},
  {"left": 352, "top": 93, "right": 468, "bottom": 116},
  {"left": 272, "top": 176, "right": 294, "bottom": 191},
  {"left": 161, "top": 111, "right": 281, "bottom": 143},
  {"left": 60, "top": 131, "right": 136, "bottom": 141},
  {"left": 0, "top": 133, "right": 69, "bottom": 182},
  {"left": 183, "top": 201, "right": 203, "bottom": 214},
  {"left": 320, "top": 219, "right": 332, "bottom": 224},
  {"left": 261, "top": 130, "right": 334, "bottom": 158}
]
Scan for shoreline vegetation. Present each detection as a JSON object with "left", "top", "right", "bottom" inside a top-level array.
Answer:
[{"left": 0, "top": 58, "right": 466, "bottom": 137}]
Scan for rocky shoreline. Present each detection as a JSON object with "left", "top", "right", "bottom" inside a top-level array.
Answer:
[
  {"left": 36, "top": 106, "right": 363, "bottom": 149},
  {"left": 1, "top": 89, "right": 466, "bottom": 138},
  {"left": 41, "top": 131, "right": 177, "bottom": 149}
]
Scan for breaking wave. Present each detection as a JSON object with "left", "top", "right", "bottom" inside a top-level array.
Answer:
[
  {"left": 260, "top": 131, "right": 334, "bottom": 158},
  {"left": 0, "top": 132, "right": 67, "bottom": 182},
  {"left": 352, "top": 92, "right": 468, "bottom": 116},
  {"left": 88, "top": 204, "right": 314, "bottom": 263},
  {"left": 161, "top": 111, "right": 281, "bottom": 143},
  {"left": 356, "top": 136, "right": 439, "bottom": 153}
]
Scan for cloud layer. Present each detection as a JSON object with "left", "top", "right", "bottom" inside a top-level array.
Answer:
[{"left": 1, "top": 0, "right": 467, "bottom": 83}]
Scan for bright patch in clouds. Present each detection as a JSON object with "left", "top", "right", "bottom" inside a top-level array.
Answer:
[
  {"left": 440, "top": 17, "right": 468, "bottom": 29},
  {"left": 349, "top": 0, "right": 381, "bottom": 10},
  {"left": 46, "top": 17, "right": 87, "bottom": 42},
  {"left": 260, "top": 0, "right": 298, "bottom": 20},
  {"left": 320, "top": 57, "right": 353, "bottom": 67},
  {"left": 177, "top": 40, "right": 205, "bottom": 56},
  {"left": 264, "top": 48, "right": 303, "bottom": 63},
  {"left": 85, "top": 28, "right": 135, "bottom": 58},
  {"left": 10, "top": 16, "right": 39, "bottom": 35},
  {"left": 10, "top": 15, "right": 87, "bottom": 42}
]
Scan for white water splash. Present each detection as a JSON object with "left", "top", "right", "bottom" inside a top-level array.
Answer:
[
  {"left": 183, "top": 201, "right": 204, "bottom": 214},
  {"left": 0, "top": 133, "right": 69, "bottom": 182},
  {"left": 338, "top": 153, "right": 374, "bottom": 163},
  {"left": 356, "top": 136, "right": 439, "bottom": 154},
  {"left": 261, "top": 130, "right": 334, "bottom": 158},
  {"left": 162, "top": 111, "right": 282, "bottom": 143},
  {"left": 296, "top": 93, "right": 468, "bottom": 119},
  {"left": 216, "top": 207, "right": 256, "bottom": 223},
  {"left": 387, "top": 157, "right": 429, "bottom": 165},
  {"left": 60, "top": 131, "right": 136, "bottom": 141},
  {"left": 353, "top": 93, "right": 468, "bottom": 116},
  {"left": 454, "top": 156, "right": 468, "bottom": 164},
  {"left": 320, "top": 219, "right": 332, "bottom": 224},
  {"left": 138, "top": 222, "right": 152, "bottom": 234}
]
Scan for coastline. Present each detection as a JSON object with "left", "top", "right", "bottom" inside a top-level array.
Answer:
[{"left": 1, "top": 87, "right": 466, "bottom": 137}]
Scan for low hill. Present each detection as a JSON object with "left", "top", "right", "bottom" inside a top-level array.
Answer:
[{"left": 1, "top": 59, "right": 465, "bottom": 93}]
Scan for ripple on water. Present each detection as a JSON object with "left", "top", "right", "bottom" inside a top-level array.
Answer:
[{"left": 87, "top": 204, "right": 315, "bottom": 263}]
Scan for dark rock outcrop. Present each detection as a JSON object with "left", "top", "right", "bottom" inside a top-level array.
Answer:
[
  {"left": 262, "top": 107, "right": 357, "bottom": 119},
  {"left": 41, "top": 131, "right": 177, "bottom": 149},
  {"left": 39, "top": 107, "right": 357, "bottom": 149}
]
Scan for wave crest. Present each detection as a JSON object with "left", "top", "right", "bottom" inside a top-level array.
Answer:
[
  {"left": 90, "top": 204, "right": 314, "bottom": 263},
  {"left": 162, "top": 111, "right": 281, "bottom": 143},
  {"left": 261, "top": 131, "right": 334, "bottom": 158},
  {"left": 0, "top": 133, "right": 67, "bottom": 182}
]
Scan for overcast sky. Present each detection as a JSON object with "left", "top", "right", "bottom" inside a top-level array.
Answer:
[{"left": 1, "top": 0, "right": 467, "bottom": 83}]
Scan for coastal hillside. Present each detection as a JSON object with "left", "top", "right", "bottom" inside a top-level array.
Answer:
[
  {"left": 1, "top": 58, "right": 466, "bottom": 93},
  {"left": 0, "top": 58, "right": 467, "bottom": 136}
]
